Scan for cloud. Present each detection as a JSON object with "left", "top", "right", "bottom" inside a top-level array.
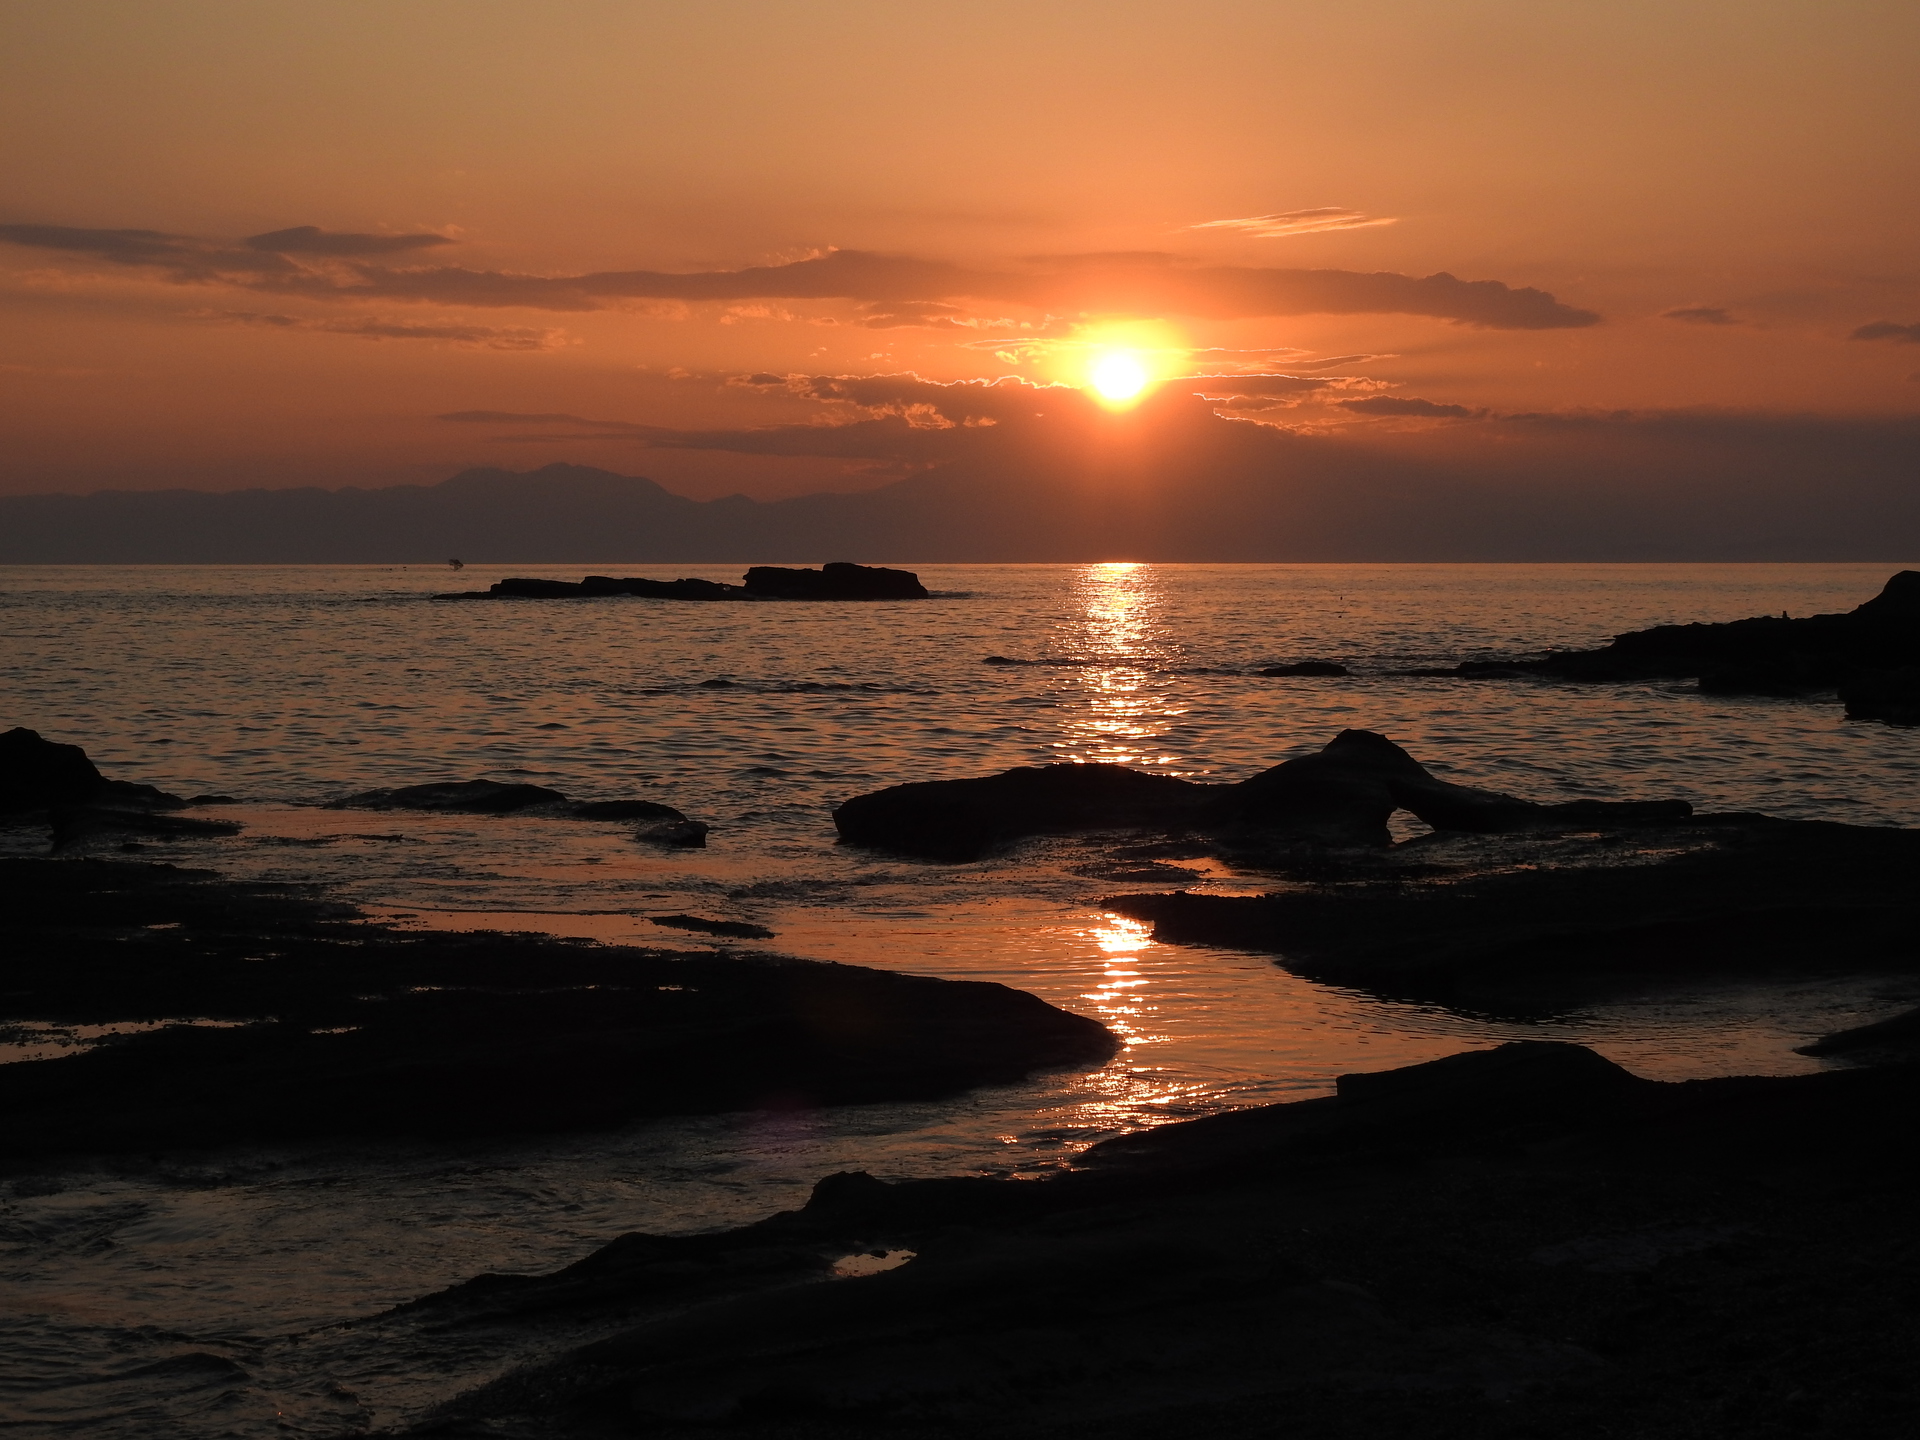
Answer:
[
  {"left": 218, "top": 310, "right": 563, "bottom": 350},
  {"left": 0, "top": 222, "right": 1602, "bottom": 329},
  {"left": 1662, "top": 306, "right": 1740, "bottom": 325},
  {"left": 245, "top": 226, "right": 454, "bottom": 256},
  {"left": 1851, "top": 320, "right": 1920, "bottom": 344},
  {"left": 1337, "top": 395, "right": 1472, "bottom": 418},
  {"left": 1188, "top": 208, "right": 1398, "bottom": 238}
]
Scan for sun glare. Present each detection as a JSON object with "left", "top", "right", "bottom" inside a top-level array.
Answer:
[{"left": 1089, "top": 351, "right": 1150, "bottom": 406}]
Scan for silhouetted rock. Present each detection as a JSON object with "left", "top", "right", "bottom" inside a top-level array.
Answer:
[
  {"left": 1391, "top": 661, "right": 1531, "bottom": 679},
  {"left": 650, "top": 914, "right": 775, "bottom": 940},
  {"left": 1797, "top": 1005, "right": 1920, "bottom": 1065},
  {"left": 445, "top": 563, "right": 928, "bottom": 602},
  {"left": 1107, "top": 816, "right": 1920, "bottom": 1008},
  {"left": 835, "top": 731, "right": 1688, "bottom": 858},
  {"left": 0, "top": 856, "right": 1117, "bottom": 1154},
  {"left": 385, "top": 1041, "right": 1920, "bottom": 1440},
  {"left": 1259, "top": 661, "right": 1350, "bottom": 676},
  {"left": 327, "top": 780, "right": 707, "bottom": 837},
  {"left": 331, "top": 779, "right": 570, "bottom": 812},
  {"left": 743, "top": 562, "right": 929, "bottom": 599},
  {"left": 1839, "top": 666, "right": 1920, "bottom": 724},
  {"left": 834, "top": 763, "right": 1210, "bottom": 860},
  {"left": 0, "top": 727, "right": 101, "bottom": 811},
  {"left": 1534, "top": 570, "right": 1920, "bottom": 707},
  {"left": 635, "top": 818, "right": 710, "bottom": 847}
]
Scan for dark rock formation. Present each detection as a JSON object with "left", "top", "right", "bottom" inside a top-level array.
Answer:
[
  {"left": 1392, "top": 661, "right": 1533, "bottom": 679},
  {"left": 0, "top": 856, "right": 1116, "bottom": 1154},
  {"left": 743, "top": 562, "right": 930, "bottom": 600},
  {"left": 0, "top": 727, "right": 102, "bottom": 811},
  {"left": 1106, "top": 816, "right": 1920, "bottom": 1008},
  {"left": 331, "top": 779, "right": 571, "bottom": 812},
  {"left": 834, "top": 730, "right": 1688, "bottom": 858},
  {"left": 439, "top": 562, "right": 928, "bottom": 602},
  {"left": 378, "top": 1042, "right": 1920, "bottom": 1439},
  {"left": 1534, "top": 569, "right": 1920, "bottom": 704},
  {"left": 650, "top": 914, "right": 776, "bottom": 940},
  {"left": 1259, "top": 661, "right": 1350, "bottom": 677},
  {"left": 329, "top": 779, "right": 706, "bottom": 838},
  {"left": 1797, "top": 1004, "right": 1920, "bottom": 1066},
  {"left": 833, "top": 763, "right": 1211, "bottom": 860},
  {"left": 1839, "top": 666, "right": 1920, "bottom": 725}
]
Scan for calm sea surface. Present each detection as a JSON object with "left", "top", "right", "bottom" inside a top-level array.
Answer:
[{"left": 4, "top": 562, "right": 1919, "bottom": 1436}]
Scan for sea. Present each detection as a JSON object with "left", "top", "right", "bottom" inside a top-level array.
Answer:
[{"left": 4, "top": 561, "right": 1919, "bottom": 1436}]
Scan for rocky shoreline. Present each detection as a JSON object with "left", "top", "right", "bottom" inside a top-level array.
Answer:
[
  {"left": 371, "top": 1039, "right": 1919, "bottom": 1439},
  {"left": 436, "top": 561, "right": 931, "bottom": 602}
]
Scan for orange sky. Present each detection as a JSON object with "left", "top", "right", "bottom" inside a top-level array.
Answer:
[{"left": 3, "top": 0, "right": 1918, "bottom": 500}]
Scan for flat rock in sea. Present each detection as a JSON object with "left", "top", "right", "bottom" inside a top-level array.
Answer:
[
  {"left": 1258, "top": 661, "right": 1350, "bottom": 677},
  {"left": 0, "top": 856, "right": 1117, "bottom": 1154},
  {"left": 329, "top": 779, "right": 705, "bottom": 837},
  {"left": 1105, "top": 815, "right": 1920, "bottom": 1009},
  {"left": 833, "top": 729, "right": 1689, "bottom": 858},
  {"left": 438, "top": 562, "right": 929, "bottom": 602}
]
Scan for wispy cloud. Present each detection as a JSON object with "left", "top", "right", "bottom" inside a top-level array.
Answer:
[
  {"left": 1851, "top": 320, "right": 1920, "bottom": 344},
  {"left": 0, "top": 222, "right": 1602, "bottom": 330},
  {"left": 1188, "top": 207, "right": 1397, "bottom": 239},
  {"left": 216, "top": 310, "right": 565, "bottom": 350},
  {"left": 1662, "top": 306, "right": 1740, "bottom": 325},
  {"left": 245, "top": 226, "right": 454, "bottom": 256}
]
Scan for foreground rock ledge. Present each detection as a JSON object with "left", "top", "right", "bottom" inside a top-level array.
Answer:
[
  {"left": 0, "top": 857, "right": 1116, "bottom": 1154},
  {"left": 833, "top": 728, "right": 1689, "bottom": 858},
  {"left": 381, "top": 1041, "right": 1920, "bottom": 1439}
]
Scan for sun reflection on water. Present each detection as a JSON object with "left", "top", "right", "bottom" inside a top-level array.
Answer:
[{"left": 1053, "top": 563, "right": 1188, "bottom": 769}]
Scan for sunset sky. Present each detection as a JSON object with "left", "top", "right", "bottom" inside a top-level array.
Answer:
[{"left": 4, "top": 0, "right": 1918, "bottom": 506}]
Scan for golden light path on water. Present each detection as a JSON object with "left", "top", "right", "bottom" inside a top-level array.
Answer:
[{"left": 1054, "top": 561, "right": 1186, "bottom": 769}]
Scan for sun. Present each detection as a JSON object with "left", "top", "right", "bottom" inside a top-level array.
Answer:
[{"left": 1088, "top": 350, "right": 1150, "bottom": 406}]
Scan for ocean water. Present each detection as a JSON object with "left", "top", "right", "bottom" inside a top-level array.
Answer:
[{"left": 4, "top": 561, "right": 1920, "bottom": 1436}]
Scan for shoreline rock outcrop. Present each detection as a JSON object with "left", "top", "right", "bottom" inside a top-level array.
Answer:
[
  {"left": 0, "top": 855, "right": 1117, "bottom": 1154},
  {"left": 833, "top": 729, "right": 1689, "bottom": 858},
  {"left": 1, "top": 727, "right": 241, "bottom": 849},
  {"left": 328, "top": 777, "right": 710, "bottom": 844}
]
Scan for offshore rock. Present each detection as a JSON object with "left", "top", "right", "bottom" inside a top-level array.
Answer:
[
  {"left": 330, "top": 779, "right": 705, "bottom": 833},
  {"left": 1839, "top": 666, "right": 1920, "bottom": 725},
  {"left": 834, "top": 731, "right": 1688, "bottom": 858},
  {"left": 440, "top": 563, "right": 928, "bottom": 602},
  {"left": 1536, "top": 569, "right": 1920, "bottom": 701},
  {"left": 0, "top": 856, "right": 1118, "bottom": 1154},
  {"left": 0, "top": 727, "right": 102, "bottom": 811},
  {"left": 742, "top": 562, "right": 930, "bottom": 600},
  {"left": 1259, "top": 661, "right": 1350, "bottom": 677}
]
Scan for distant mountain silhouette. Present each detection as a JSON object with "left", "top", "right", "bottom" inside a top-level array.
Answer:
[{"left": 6, "top": 408, "right": 1920, "bottom": 564}]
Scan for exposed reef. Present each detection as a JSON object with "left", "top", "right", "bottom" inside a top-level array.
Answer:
[
  {"left": 437, "top": 561, "right": 929, "bottom": 602},
  {"left": 377, "top": 1041, "right": 1920, "bottom": 1439},
  {"left": 328, "top": 777, "right": 710, "bottom": 845},
  {"left": 833, "top": 729, "right": 1689, "bottom": 859},
  {"left": 1522, "top": 570, "right": 1920, "bottom": 721},
  {"left": 1106, "top": 816, "right": 1920, "bottom": 1010},
  {"left": 0, "top": 856, "right": 1117, "bottom": 1155}
]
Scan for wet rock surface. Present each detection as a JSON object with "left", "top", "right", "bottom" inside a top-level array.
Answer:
[
  {"left": 1106, "top": 816, "right": 1920, "bottom": 1009},
  {"left": 0, "top": 856, "right": 1117, "bottom": 1154},
  {"left": 381, "top": 1041, "right": 1920, "bottom": 1440},
  {"left": 436, "top": 562, "right": 929, "bottom": 602},
  {"left": 328, "top": 777, "right": 705, "bottom": 839},
  {"left": 834, "top": 729, "right": 1690, "bottom": 858}
]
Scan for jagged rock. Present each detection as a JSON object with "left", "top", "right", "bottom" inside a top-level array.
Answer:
[
  {"left": 743, "top": 562, "right": 929, "bottom": 600},
  {"left": 650, "top": 914, "right": 774, "bottom": 939},
  {"left": 1796, "top": 1005, "right": 1920, "bottom": 1065},
  {"left": 834, "top": 731, "right": 1688, "bottom": 858},
  {"left": 1259, "top": 661, "right": 1350, "bottom": 677}
]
